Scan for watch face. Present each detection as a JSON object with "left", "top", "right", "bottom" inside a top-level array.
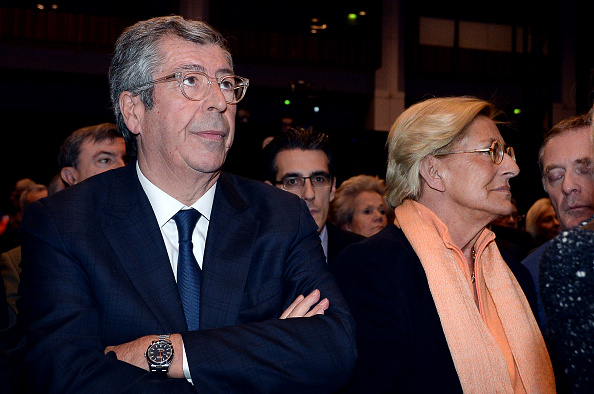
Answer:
[{"left": 147, "top": 341, "right": 173, "bottom": 364}]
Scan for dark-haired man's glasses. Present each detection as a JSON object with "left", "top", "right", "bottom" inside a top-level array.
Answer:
[
  {"left": 435, "top": 140, "right": 515, "bottom": 165},
  {"left": 274, "top": 174, "right": 333, "bottom": 191},
  {"left": 135, "top": 71, "right": 249, "bottom": 104}
]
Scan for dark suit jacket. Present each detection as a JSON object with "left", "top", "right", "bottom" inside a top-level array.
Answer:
[
  {"left": 325, "top": 223, "right": 364, "bottom": 267},
  {"left": 17, "top": 163, "right": 356, "bottom": 393},
  {"left": 332, "top": 224, "right": 538, "bottom": 393}
]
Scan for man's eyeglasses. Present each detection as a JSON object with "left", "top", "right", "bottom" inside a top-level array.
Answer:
[
  {"left": 434, "top": 140, "right": 515, "bottom": 165},
  {"left": 274, "top": 174, "right": 333, "bottom": 191},
  {"left": 135, "top": 71, "right": 249, "bottom": 104}
]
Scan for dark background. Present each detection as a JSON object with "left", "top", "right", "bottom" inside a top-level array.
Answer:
[{"left": 1, "top": 0, "right": 593, "bottom": 216}]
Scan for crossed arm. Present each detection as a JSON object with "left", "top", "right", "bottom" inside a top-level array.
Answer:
[{"left": 104, "top": 289, "right": 330, "bottom": 377}]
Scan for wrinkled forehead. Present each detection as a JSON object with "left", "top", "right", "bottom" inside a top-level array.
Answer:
[
  {"left": 156, "top": 35, "right": 232, "bottom": 75},
  {"left": 543, "top": 127, "right": 593, "bottom": 167}
]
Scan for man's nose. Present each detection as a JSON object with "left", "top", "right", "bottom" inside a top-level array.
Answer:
[
  {"left": 201, "top": 81, "right": 228, "bottom": 112},
  {"left": 562, "top": 172, "right": 581, "bottom": 195},
  {"left": 301, "top": 178, "right": 315, "bottom": 201}
]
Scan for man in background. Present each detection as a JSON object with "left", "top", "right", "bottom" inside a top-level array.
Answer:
[
  {"left": 262, "top": 128, "right": 363, "bottom": 266},
  {"left": 521, "top": 113, "right": 594, "bottom": 328},
  {"left": 58, "top": 122, "right": 127, "bottom": 186}
]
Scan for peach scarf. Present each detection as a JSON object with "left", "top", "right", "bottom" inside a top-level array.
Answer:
[{"left": 394, "top": 199, "right": 555, "bottom": 393}]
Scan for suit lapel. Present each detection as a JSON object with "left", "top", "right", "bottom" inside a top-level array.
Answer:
[
  {"left": 101, "top": 163, "right": 188, "bottom": 333},
  {"left": 200, "top": 174, "right": 259, "bottom": 329}
]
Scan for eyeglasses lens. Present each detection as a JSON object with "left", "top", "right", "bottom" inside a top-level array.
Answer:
[
  {"left": 491, "top": 141, "right": 516, "bottom": 164},
  {"left": 181, "top": 73, "right": 247, "bottom": 104},
  {"left": 282, "top": 175, "right": 331, "bottom": 190}
]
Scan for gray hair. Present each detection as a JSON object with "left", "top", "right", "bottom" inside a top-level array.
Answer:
[
  {"left": 109, "top": 15, "right": 232, "bottom": 156},
  {"left": 385, "top": 96, "right": 499, "bottom": 207},
  {"left": 538, "top": 113, "right": 591, "bottom": 184}
]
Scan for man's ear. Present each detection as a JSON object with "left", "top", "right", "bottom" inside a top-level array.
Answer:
[
  {"left": 419, "top": 155, "right": 446, "bottom": 192},
  {"left": 60, "top": 167, "right": 78, "bottom": 186},
  {"left": 119, "top": 91, "right": 144, "bottom": 136},
  {"left": 329, "top": 177, "right": 337, "bottom": 202},
  {"left": 264, "top": 180, "right": 273, "bottom": 186}
]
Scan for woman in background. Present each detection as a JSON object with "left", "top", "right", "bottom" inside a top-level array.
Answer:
[
  {"left": 525, "top": 197, "right": 560, "bottom": 247},
  {"left": 330, "top": 175, "right": 390, "bottom": 237},
  {"left": 333, "top": 96, "right": 554, "bottom": 393}
]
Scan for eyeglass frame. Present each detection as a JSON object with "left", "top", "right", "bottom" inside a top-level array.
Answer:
[
  {"left": 273, "top": 173, "right": 334, "bottom": 191},
  {"left": 433, "top": 140, "right": 515, "bottom": 165},
  {"left": 133, "top": 71, "right": 249, "bottom": 104}
]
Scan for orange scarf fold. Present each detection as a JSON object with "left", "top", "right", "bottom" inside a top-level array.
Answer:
[{"left": 394, "top": 199, "right": 555, "bottom": 393}]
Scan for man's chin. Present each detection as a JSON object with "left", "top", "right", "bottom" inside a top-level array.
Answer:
[{"left": 562, "top": 208, "right": 594, "bottom": 229}]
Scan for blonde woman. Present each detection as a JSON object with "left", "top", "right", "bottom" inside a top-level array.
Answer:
[
  {"left": 525, "top": 197, "right": 560, "bottom": 246},
  {"left": 333, "top": 96, "right": 555, "bottom": 393}
]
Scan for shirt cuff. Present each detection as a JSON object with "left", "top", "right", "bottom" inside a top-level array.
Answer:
[{"left": 182, "top": 342, "right": 193, "bottom": 385}]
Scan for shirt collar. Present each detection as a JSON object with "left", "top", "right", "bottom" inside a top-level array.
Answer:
[{"left": 136, "top": 162, "right": 216, "bottom": 228}]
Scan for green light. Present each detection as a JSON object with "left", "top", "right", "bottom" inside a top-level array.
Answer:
[
  {"left": 284, "top": 99, "right": 291, "bottom": 105},
  {"left": 348, "top": 13, "right": 357, "bottom": 20},
  {"left": 513, "top": 108, "right": 521, "bottom": 115}
]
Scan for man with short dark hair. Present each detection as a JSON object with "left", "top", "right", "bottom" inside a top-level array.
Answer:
[
  {"left": 18, "top": 15, "right": 355, "bottom": 392},
  {"left": 58, "top": 122, "right": 127, "bottom": 186},
  {"left": 521, "top": 112, "right": 594, "bottom": 328},
  {"left": 263, "top": 128, "right": 363, "bottom": 265}
]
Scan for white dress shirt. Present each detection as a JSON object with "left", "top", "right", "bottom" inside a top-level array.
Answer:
[
  {"left": 319, "top": 224, "right": 329, "bottom": 262},
  {"left": 137, "top": 163, "right": 216, "bottom": 383}
]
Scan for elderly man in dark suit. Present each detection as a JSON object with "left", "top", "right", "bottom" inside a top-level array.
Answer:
[{"left": 17, "top": 16, "right": 355, "bottom": 393}]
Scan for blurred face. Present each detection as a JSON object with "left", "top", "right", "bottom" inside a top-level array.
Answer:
[
  {"left": 273, "top": 149, "right": 336, "bottom": 231},
  {"left": 345, "top": 191, "right": 388, "bottom": 237},
  {"left": 491, "top": 203, "right": 518, "bottom": 228},
  {"left": 536, "top": 205, "right": 560, "bottom": 240},
  {"left": 63, "top": 137, "right": 127, "bottom": 185},
  {"left": 79, "top": 138, "right": 127, "bottom": 179},
  {"left": 542, "top": 127, "right": 594, "bottom": 229},
  {"left": 438, "top": 116, "right": 520, "bottom": 225},
  {"left": 131, "top": 36, "right": 236, "bottom": 182}
]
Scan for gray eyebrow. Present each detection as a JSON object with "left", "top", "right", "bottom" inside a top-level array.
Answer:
[{"left": 179, "top": 64, "right": 234, "bottom": 77}]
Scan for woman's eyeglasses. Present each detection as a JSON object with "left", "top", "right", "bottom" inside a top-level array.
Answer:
[{"left": 434, "top": 140, "right": 515, "bottom": 165}]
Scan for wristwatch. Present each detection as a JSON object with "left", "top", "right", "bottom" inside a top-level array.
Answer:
[{"left": 145, "top": 334, "right": 174, "bottom": 373}]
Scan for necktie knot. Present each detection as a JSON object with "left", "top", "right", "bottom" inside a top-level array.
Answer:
[{"left": 173, "top": 209, "right": 201, "bottom": 243}]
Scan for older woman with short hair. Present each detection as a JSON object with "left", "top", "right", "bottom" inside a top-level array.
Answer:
[
  {"left": 330, "top": 175, "right": 390, "bottom": 237},
  {"left": 332, "top": 96, "right": 555, "bottom": 393},
  {"left": 525, "top": 197, "right": 560, "bottom": 246}
]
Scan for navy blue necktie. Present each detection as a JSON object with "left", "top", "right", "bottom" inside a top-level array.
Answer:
[{"left": 173, "top": 209, "right": 202, "bottom": 331}]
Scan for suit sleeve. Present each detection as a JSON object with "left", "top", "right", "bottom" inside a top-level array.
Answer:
[
  {"left": 182, "top": 201, "right": 357, "bottom": 393},
  {"left": 18, "top": 202, "right": 196, "bottom": 393},
  {"left": 332, "top": 241, "right": 418, "bottom": 393}
]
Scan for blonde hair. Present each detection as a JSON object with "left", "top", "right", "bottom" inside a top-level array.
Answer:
[
  {"left": 525, "top": 197, "right": 554, "bottom": 239},
  {"left": 385, "top": 96, "right": 499, "bottom": 207}
]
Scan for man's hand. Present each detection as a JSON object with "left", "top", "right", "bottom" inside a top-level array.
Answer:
[
  {"left": 280, "top": 289, "right": 329, "bottom": 319},
  {"left": 104, "top": 333, "right": 184, "bottom": 378}
]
